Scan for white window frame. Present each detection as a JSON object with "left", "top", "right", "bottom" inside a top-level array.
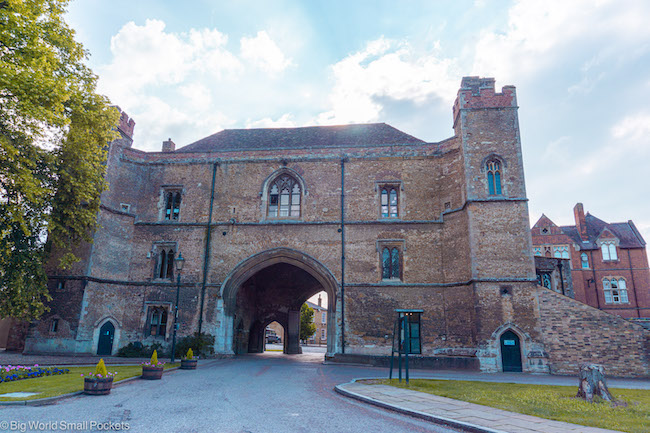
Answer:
[{"left": 322, "top": 312, "right": 326, "bottom": 324}]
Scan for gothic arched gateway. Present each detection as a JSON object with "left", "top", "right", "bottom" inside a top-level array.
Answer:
[{"left": 220, "top": 248, "right": 339, "bottom": 356}]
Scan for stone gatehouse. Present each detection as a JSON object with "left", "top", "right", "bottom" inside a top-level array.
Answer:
[{"left": 26, "top": 77, "right": 650, "bottom": 377}]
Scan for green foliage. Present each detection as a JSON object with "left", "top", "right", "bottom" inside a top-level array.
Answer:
[
  {"left": 380, "top": 379, "right": 650, "bottom": 433},
  {"left": 185, "top": 348, "right": 194, "bottom": 360},
  {"left": 174, "top": 333, "right": 215, "bottom": 358},
  {"left": 94, "top": 359, "right": 107, "bottom": 377},
  {"left": 300, "top": 303, "right": 316, "bottom": 341},
  {"left": 116, "top": 342, "right": 163, "bottom": 358},
  {"left": 150, "top": 350, "right": 158, "bottom": 365},
  {"left": 0, "top": 0, "right": 119, "bottom": 320}
]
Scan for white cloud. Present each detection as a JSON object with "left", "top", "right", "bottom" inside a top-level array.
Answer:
[
  {"left": 245, "top": 114, "right": 296, "bottom": 129},
  {"left": 316, "top": 37, "right": 459, "bottom": 125},
  {"left": 240, "top": 31, "right": 292, "bottom": 74},
  {"left": 611, "top": 112, "right": 650, "bottom": 143},
  {"left": 472, "top": 0, "right": 650, "bottom": 83}
]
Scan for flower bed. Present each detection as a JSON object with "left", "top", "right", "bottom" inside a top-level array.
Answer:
[{"left": 0, "top": 364, "right": 70, "bottom": 383}]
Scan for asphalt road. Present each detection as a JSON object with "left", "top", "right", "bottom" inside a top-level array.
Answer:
[{"left": 1, "top": 352, "right": 462, "bottom": 433}]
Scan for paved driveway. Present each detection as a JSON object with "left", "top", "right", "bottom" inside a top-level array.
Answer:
[{"left": 1, "top": 353, "right": 461, "bottom": 433}]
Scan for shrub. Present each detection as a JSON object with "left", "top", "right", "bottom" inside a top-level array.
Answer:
[
  {"left": 185, "top": 348, "right": 194, "bottom": 360},
  {"left": 174, "top": 333, "right": 215, "bottom": 358},
  {"left": 95, "top": 359, "right": 108, "bottom": 377},
  {"left": 117, "top": 341, "right": 167, "bottom": 358},
  {"left": 142, "top": 349, "right": 165, "bottom": 367}
]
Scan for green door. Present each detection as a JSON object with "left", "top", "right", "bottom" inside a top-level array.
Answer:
[
  {"left": 500, "top": 330, "right": 522, "bottom": 372},
  {"left": 97, "top": 322, "right": 115, "bottom": 356}
]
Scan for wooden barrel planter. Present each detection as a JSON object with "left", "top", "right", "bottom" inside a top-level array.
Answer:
[
  {"left": 141, "top": 365, "right": 164, "bottom": 380},
  {"left": 181, "top": 359, "right": 198, "bottom": 370},
  {"left": 84, "top": 377, "right": 114, "bottom": 395}
]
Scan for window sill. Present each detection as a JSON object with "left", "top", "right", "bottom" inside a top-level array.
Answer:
[{"left": 380, "top": 278, "right": 403, "bottom": 285}]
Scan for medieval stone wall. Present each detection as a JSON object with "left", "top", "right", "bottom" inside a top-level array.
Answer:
[{"left": 537, "top": 287, "right": 650, "bottom": 376}]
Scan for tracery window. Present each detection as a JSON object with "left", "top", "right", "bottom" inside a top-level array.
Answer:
[
  {"left": 268, "top": 175, "right": 301, "bottom": 218},
  {"left": 381, "top": 247, "right": 401, "bottom": 280},
  {"left": 148, "top": 307, "right": 168, "bottom": 337},
  {"left": 380, "top": 186, "right": 399, "bottom": 218},
  {"left": 601, "top": 242, "right": 618, "bottom": 261},
  {"left": 603, "top": 278, "right": 629, "bottom": 304},
  {"left": 486, "top": 160, "right": 502, "bottom": 195},
  {"left": 157, "top": 248, "right": 175, "bottom": 279},
  {"left": 164, "top": 190, "right": 182, "bottom": 220},
  {"left": 553, "top": 246, "right": 569, "bottom": 259},
  {"left": 581, "top": 253, "right": 589, "bottom": 269}
]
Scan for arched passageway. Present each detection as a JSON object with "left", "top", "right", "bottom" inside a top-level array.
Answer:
[{"left": 221, "top": 248, "right": 338, "bottom": 356}]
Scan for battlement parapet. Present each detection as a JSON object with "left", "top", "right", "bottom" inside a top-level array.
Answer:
[
  {"left": 453, "top": 76, "right": 517, "bottom": 125},
  {"left": 112, "top": 106, "right": 135, "bottom": 140}
]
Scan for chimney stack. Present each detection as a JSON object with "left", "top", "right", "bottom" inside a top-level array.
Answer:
[
  {"left": 574, "top": 203, "right": 588, "bottom": 240},
  {"left": 317, "top": 294, "right": 322, "bottom": 307},
  {"left": 162, "top": 138, "right": 176, "bottom": 152}
]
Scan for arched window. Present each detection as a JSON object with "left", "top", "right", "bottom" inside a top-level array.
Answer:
[
  {"left": 381, "top": 247, "right": 400, "bottom": 280},
  {"left": 268, "top": 175, "right": 301, "bottom": 218},
  {"left": 581, "top": 253, "right": 589, "bottom": 269},
  {"left": 157, "top": 249, "right": 175, "bottom": 279},
  {"left": 165, "top": 191, "right": 181, "bottom": 220},
  {"left": 603, "top": 277, "right": 629, "bottom": 304},
  {"left": 486, "top": 160, "right": 502, "bottom": 195},
  {"left": 380, "top": 186, "right": 399, "bottom": 218},
  {"left": 541, "top": 273, "right": 552, "bottom": 289},
  {"left": 601, "top": 242, "right": 618, "bottom": 261}
]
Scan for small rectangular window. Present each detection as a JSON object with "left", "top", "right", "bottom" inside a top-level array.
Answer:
[
  {"left": 50, "top": 319, "right": 59, "bottom": 333},
  {"left": 120, "top": 203, "right": 131, "bottom": 213},
  {"left": 321, "top": 329, "right": 326, "bottom": 339},
  {"left": 322, "top": 312, "right": 326, "bottom": 324}
]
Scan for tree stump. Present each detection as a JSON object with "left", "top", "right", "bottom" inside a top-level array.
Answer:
[{"left": 576, "top": 363, "right": 613, "bottom": 402}]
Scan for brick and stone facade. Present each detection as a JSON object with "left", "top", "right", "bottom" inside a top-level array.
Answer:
[
  {"left": 532, "top": 205, "right": 650, "bottom": 319},
  {"left": 24, "top": 77, "right": 650, "bottom": 377}
]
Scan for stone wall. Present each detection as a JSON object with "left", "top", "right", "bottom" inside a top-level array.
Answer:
[{"left": 537, "top": 286, "right": 650, "bottom": 377}]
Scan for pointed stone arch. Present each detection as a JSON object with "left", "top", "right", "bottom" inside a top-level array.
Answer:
[{"left": 219, "top": 248, "right": 339, "bottom": 355}]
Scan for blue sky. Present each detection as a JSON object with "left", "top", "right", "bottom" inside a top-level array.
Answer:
[{"left": 66, "top": 0, "right": 650, "bottom": 258}]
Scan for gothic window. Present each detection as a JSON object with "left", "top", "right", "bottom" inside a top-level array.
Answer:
[
  {"left": 268, "top": 175, "right": 301, "bottom": 218},
  {"left": 533, "top": 247, "right": 542, "bottom": 256},
  {"left": 581, "top": 253, "right": 589, "bottom": 269},
  {"left": 148, "top": 307, "right": 168, "bottom": 337},
  {"left": 164, "top": 190, "right": 182, "bottom": 221},
  {"left": 553, "top": 246, "right": 569, "bottom": 259},
  {"left": 380, "top": 186, "right": 399, "bottom": 218},
  {"left": 381, "top": 247, "right": 401, "bottom": 280},
  {"left": 541, "top": 273, "right": 552, "bottom": 289},
  {"left": 603, "top": 278, "right": 629, "bottom": 304},
  {"left": 601, "top": 242, "right": 617, "bottom": 261},
  {"left": 486, "top": 160, "right": 502, "bottom": 195},
  {"left": 157, "top": 248, "right": 175, "bottom": 279}
]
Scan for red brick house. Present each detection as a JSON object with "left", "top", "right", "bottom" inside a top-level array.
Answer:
[{"left": 532, "top": 203, "right": 650, "bottom": 319}]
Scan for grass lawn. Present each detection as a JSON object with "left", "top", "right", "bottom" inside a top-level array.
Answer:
[
  {"left": 0, "top": 363, "right": 179, "bottom": 402},
  {"left": 377, "top": 379, "right": 650, "bottom": 433}
]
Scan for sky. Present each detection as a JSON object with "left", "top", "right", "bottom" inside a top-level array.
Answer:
[{"left": 65, "top": 0, "right": 650, "bottom": 263}]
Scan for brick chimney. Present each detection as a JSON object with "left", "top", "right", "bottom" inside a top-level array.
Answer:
[
  {"left": 574, "top": 203, "right": 588, "bottom": 240},
  {"left": 162, "top": 138, "right": 176, "bottom": 152},
  {"left": 317, "top": 294, "right": 322, "bottom": 307}
]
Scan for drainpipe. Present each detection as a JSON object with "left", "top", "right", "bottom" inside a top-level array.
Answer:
[
  {"left": 340, "top": 157, "right": 347, "bottom": 354},
  {"left": 626, "top": 249, "right": 641, "bottom": 318},
  {"left": 198, "top": 162, "right": 218, "bottom": 334},
  {"left": 589, "top": 250, "right": 601, "bottom": 309}
]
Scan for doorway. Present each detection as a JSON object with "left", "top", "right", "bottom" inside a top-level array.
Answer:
[
  {"left": 500, "top": 330, "right": 522, "bottom": 372},
  {"left": 97, "top": 321, "right": 115, "bottom": 356}
]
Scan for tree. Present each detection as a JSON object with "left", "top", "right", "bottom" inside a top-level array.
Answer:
[
  {"left": 0, "top": 0, "right": 119, "bottom": 320},
  {"left": 299, "top": 303, "right": 316, "bottom": 342}
]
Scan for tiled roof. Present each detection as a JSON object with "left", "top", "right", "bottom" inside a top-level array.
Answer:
[
  {"left": 305, "top": 301, "right": 327, "bottom": 311},
  {"left": 177, "top": 123, "right": 425, "bottom": 153},
  {"left": 560, "top": 213, "right": 645, "bottom": 249}
]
